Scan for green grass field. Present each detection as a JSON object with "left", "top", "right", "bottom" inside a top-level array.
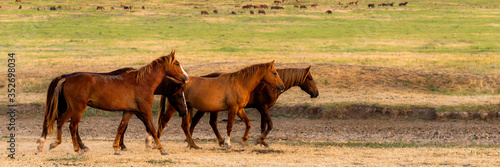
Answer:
[{"left": 0, "top": 0, "right": 499, "bottom": 111}]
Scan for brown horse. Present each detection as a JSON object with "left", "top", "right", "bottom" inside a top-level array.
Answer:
[
  {"left": 143, "top": 61, "right": 285, "bottom": 149},
  {"left": 190, "top": 66, "right": 318, "bottom": 147},
  {"left": 36, "top": 51, "right": 188, "bottom": 155},
  {"left": 38, "top": 67, "right": 188, "bottom": 153}
]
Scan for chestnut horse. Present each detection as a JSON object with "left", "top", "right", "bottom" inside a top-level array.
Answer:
[
  {"left": 38, "top": 67, "right": 188, "bottom": 153},
  {"left": 131, "top": 61, "right": 285, "bottom": 149},
  {"left": 36, "top": 51, "right": 188, "bottom": 155},
  {"left": 190, "top": 66, "right": 318, "bottom": 147}
]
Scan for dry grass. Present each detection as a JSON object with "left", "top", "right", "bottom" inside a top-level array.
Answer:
[{"left": 1, "top": 138, "right": 498, "bottom": 166}]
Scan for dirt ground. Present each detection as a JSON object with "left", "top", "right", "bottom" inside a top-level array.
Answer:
[{"left": 1, "top": 111, "right": 499, "bottom": 166}]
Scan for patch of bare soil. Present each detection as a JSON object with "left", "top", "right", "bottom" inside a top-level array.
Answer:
[
  {"left": 0, "top": 107, "right": 499, "bottom": 166},
  {"left": 1, "top": 109, "right": 498, "bottom": 146}
]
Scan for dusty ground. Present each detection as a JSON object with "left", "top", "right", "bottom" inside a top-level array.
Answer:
[{"left": 1, "top": 112, "right": 499, "bottom": 166}]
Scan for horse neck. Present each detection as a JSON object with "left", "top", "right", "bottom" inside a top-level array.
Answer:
[
  {"left": 138, "top": 62, "right": 166, "bottom": 90},
  {"left": 232, "top": 69, "right": 267, "bottom": 93},
  {"left": 278, "top": 69, "right": 305, "bottom": 91}
]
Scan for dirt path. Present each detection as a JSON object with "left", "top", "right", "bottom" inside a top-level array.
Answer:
[
  {"left": 2, "top": 112, "right": 499, "bottom": 145},
  {"left": 1, "top": 112, "right": 499, "bottom": 166},
  {"left": 1, "top": 138, "right": 498, "bottom": 166}
]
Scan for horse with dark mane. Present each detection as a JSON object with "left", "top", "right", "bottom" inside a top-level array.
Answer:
[
  {"left": 189, "top": 66, "right": 318, "bottom": 147},
  {"left": 36, "top": 51, "right": 189, "bottom": 155},
  {"left": 126, "top": 61, "right": 285, "bottom": 149}
]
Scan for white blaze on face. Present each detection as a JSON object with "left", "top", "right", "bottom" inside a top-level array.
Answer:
[
  {"left": 180, "top": 64, "right": 188, "bottom": 78},
  {"left": 182, "top": 92, "right": 188, "bottom": 112}
]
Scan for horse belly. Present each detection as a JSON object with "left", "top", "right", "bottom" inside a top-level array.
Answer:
[
  {"left": 88, "top": 87, "right": 137, "bottom": 111},
  {"left": 188, "top": 97, "right": 227, "bottom": 112}
]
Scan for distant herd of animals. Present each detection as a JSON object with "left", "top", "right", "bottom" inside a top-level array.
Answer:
[
  {"left": 201, "top": 1, "right": 408, "bottom": 15},
  {"left": 4, "top": 1, "right": 145, "bottom": 11},
  {"left": 36, "top": 51, "right": 319, "bottom": 155},
  {"left": 4, "top": 0, "right": 409, "bottom": 15}
]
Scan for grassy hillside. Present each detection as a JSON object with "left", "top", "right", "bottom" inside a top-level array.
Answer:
[{"left": 0, "top": 0, "right": 499, "bottom": 109}]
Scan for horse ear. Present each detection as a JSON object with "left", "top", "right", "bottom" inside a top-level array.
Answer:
[
  {"left": 269, "top": 60, "right": 275, "bottom": 69},
  {"left": 304, "top": 65, "right": 311, "bottom": 78},
  {"left": 170, "top": 50, "right": 176, "bottom": 60}
]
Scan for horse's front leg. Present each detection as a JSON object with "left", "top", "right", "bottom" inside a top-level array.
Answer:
[
  {"left": 181, "top": 106, "right": 200, "bottom": 149},
  {"left": 138, "top": 106, "right": 168, "bottom": 155},
  {"left": 224, "top": 107, "right": 238, "bottom": 149}
]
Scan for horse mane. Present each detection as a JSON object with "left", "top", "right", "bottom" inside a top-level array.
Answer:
[
  {"left": 277, "top": 68, "right": 308, "bottom": 88},
  {"left": 136, "top": 51, "right": 174, "bottom": 82},
  {"left": 218, "top": 62, "right": 272, "bottom": 84}
]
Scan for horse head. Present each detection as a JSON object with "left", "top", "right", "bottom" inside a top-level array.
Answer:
[
  {"left": 262, "top": 60, "right": 285, "bottom": 92},
  {"left": 163, "top": 50, "right": 189, "bottom": 84},
  {"left": 298, "top": 66, "right": 319, "bottom": 98}
]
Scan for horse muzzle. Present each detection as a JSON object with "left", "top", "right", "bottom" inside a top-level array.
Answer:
[
  {"left": 276, "top": 85, "right": 285, "bottom": 93},
  {"left": 181, "top": 76, "right": 189, "bottom": 84},
  {"left": 310, "top": 91, "right": 319, "bottom": 98}
]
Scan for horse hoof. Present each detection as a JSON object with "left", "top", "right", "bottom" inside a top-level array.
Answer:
[
  {"left": 121, "top": 147, "right": 128, "bottom": 151},
  {"left": 114, "top": 152, "right": 121, "bottom": 155},
  {"left": 225, "top": 144, "right": 232, "bottom": 149},
  {"left": 37, "top": 146, "right": 43, "bottom": 152},
  {"left": 160, "top": 151, "right": 169, "bottom": 155},
  {"left": 79, "top": 149, "right": 89, "bottom": 156},
  {"left": 83, "top": 147, "right": 91, "bottom": 152},
  {"left": 191, "top": 145, "right": 201, "bottom": 150},
  {"left": 49, "top": 143, "right": 59, "bottom": 150}
]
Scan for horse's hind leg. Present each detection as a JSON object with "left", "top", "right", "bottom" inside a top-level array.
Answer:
[
  {"left": 49, "top": 109, "right": 73, "bottom": 150},
  {"left": 37, "top": 126, "right": 48, "bottom": 152},
  {"left": 237, "top": 109, "right": 251, "bottom": 146},
  {"left": 208, "top": 112, "right": 224, "bottom": 146},
  {"left": 119, "top": 123, "right": 128, "bottom": 151},
  {"left": 113, "top": 112, "right": 134, "bottom": 155},
  {"left": 76, "top": 127, "right": 90, "bottom": 152},
  {"left": 69, "top": 113, "right": 85, "bottom": 154}
]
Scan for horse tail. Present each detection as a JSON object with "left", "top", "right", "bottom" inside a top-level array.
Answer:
[
  {"left": 44, "top": 78, "right": 66, "bottom": 135},
  {"left": 157, "top": 95, "right": 167, "bottom": 137}
]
